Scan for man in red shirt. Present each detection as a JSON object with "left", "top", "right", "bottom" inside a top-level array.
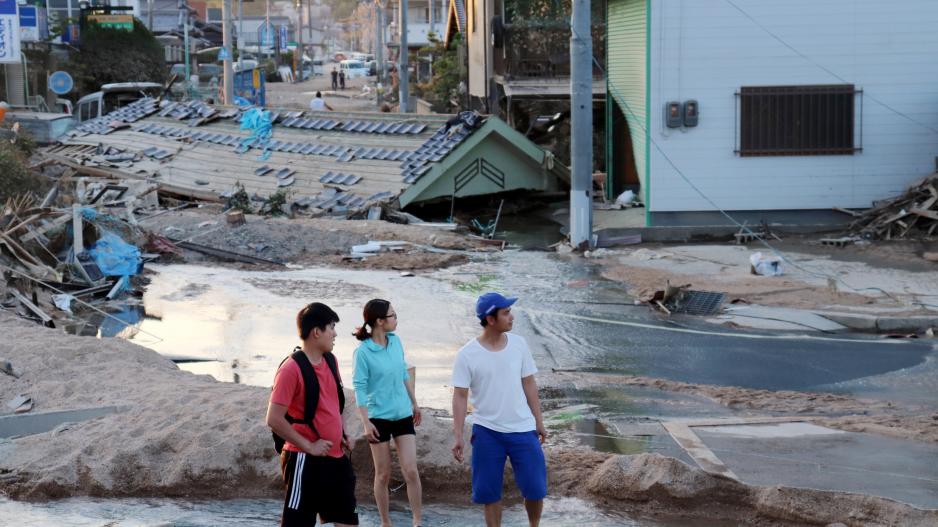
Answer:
[{"left": 267, "top": 302, "right": 359, "bottom": 526}]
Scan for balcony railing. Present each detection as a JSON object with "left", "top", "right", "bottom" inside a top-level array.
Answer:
[{"left": 494, "top": 23, "right": 605, "bottom": 80}]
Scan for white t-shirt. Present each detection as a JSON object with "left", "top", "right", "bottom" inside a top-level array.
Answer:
[
  {"left": 310, "top": 97, "right": 326, "bottom": 110},
  {"left": 452, "top": 333, "right": 538, "bottom": 433}
]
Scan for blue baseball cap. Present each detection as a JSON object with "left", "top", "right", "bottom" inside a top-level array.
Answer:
[{"left": 476, "top": 292, "right": 518, "bottom": 320}]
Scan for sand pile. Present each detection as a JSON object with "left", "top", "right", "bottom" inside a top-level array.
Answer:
[
  {"left": 0, "top": 314, "right": 279, "bottom": 499},
  {"left": 588, "top": 454, "right": 938, "bottom": 526},
  {"left": 3, "top": 314, "right": 936, "bottom": 526}
]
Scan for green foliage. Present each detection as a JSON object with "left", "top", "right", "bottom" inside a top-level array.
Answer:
[
  {"left": 226, "top": 182, "right": 253, "bottom": 213},
  {"left": 0, "top": 140, "right": 40, "bottom": 203},
  {"left": 66, "top": 19, "right": 167, "bottom": 95},
  {"left": 416, "top": 33, "right": 462, "bottom": 112},
  {"left": 262, "top": 189, "right": 291, "bottom": 216},
  {"left": 506, "top": 0, "right": 604, "bottom": 25}
]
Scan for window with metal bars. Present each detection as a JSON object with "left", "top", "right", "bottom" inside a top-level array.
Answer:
[{"left": 736, "top": 84, "right": 861, "bottom": 157}]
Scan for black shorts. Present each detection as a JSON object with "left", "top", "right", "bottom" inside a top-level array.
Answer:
[
  {"left": 280, "top": 450, "right": 359, "bottom": 526},
  {"left": 370, "top": 416, "right": 416, "bottom": 443}
]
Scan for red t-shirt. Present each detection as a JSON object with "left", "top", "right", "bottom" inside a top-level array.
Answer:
[{"left": 270, "top": 355, "right": 345, "bottom": 458}]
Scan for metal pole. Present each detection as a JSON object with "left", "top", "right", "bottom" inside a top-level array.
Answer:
[
  {"left": 265, "top": 0, "right": 271, "bottom": 62},
  {"left": 183, "top": 5, "right": 191, "bottom": 87},
  {"left": 148, "top": 0, "right": 154, "bottom": 31},
  {"left": 569, "top": 0, "right": 592, "bottom": 248},
  {"left": 222, "top": 0, "right": 235, "bottom": 104},
  {"left": 398, "top": 0, "right": 409, "bottom": 112},
  {"left": 238, "top": 0, "right": 244, "bottom": 79},
  {"left": 375, "top": 0, "right": 384, "bottom": 102},
  {"left": 295, "top": 0, "right": 303, "bottom": 81}
]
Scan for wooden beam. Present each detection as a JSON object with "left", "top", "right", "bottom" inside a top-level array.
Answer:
[{"left": 10, "top": 289, "right": 55, "bottom": 327}]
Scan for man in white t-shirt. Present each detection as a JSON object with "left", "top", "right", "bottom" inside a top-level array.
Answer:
[
  {"left": 309, "top": 91, "right": 333, "bottom": 111},
  {"left": 452, "top": 292, "right": 547, "bottom": 527}
]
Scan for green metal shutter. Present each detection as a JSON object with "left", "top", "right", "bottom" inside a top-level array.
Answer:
[{"left": 606, "top": 0, "right": 649, "bottom": 205}]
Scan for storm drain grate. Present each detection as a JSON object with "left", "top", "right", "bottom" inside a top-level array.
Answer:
[{"left": 667, "top": 290, "right": 726, "bottom": 316}]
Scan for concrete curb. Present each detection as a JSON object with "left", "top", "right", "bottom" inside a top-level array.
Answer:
[{"left": 815, "top": 311, "right": 938, "bottom": 334}]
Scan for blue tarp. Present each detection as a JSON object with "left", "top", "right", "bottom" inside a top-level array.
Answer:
[
  {"left": 88, "top": 232, "right": 142, "bottom": 277},
  {"left": 238, "top": 107, "right": 273, "bottom": 161}
]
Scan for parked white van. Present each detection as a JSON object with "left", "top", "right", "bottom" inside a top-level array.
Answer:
[{"left": 340, "top": 60, "right": 369, "bottom": 79}]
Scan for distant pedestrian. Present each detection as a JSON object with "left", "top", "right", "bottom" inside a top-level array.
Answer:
[
  {"left": 266, "top": 302, "right": 359, "bottom": 527},
  {"left": 452, "top": 292, "right": 547, "bottom": 527},
  {"left": 331, "top": 67, "right": 338, "bottom": 90},
  {"left": 339, "top": 70, "right": 346, "bottom": 90},
  {"left": 353, "top": 299, "right": 423, "bottom": 527},
  {"left": 309, "top": 91, "right": 333, "bottom": 111}
]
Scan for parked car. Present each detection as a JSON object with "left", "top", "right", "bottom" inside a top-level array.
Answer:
[
  {"left": 340, "top": 59, "right": 369, "bottom": 80},
  {"left": 76, "top": 82, "right": 163, "bottom": 123}
]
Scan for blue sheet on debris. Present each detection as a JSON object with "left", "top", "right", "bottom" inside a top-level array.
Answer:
[{"left": 88, "top": 232, "right": 142, "bottom": 277}]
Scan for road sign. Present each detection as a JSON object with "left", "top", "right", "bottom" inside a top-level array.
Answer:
[
  {"left": 218, "top": 46, "right": 231, "bottom": 60},
  {"left": 258, "top": 22, "right": 273, "bottom": 47},
  {"left": 19, "top": 5, "right": 37, "bottom": 42},
  {"left": 87, "top": 14, "right": 133, "bottom": 31},
  {"left": 49, "top": 70, "right": 74, "bottom": 95},
  {"left": 0, "top": 0, "right": 21, "bottom": 64},
  {"left": 279, "top": 25, "right": 287, "bottom": 51}
]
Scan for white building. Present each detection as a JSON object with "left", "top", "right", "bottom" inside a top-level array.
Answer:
[{"left": 606, "top": 0, "right": 938, "bottom": 226}]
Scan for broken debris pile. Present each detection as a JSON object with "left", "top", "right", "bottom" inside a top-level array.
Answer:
[
  {"left": 0, "top": 189, "right": 166, "bottom": 331},
  {"left": 850, "top": 172, "right": 938, "bottom": 239}
]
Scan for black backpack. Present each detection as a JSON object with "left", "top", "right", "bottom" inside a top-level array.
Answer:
[{"left": 272, "top": 347, "right": 346, "bottom": 454}]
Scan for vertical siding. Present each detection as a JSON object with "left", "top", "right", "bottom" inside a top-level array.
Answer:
[
  {"left": 607, "top": 0, "right": 648, "bottom": 196},
  {"left": 648, "top": 0, "right": 938, "bottom": 212}
]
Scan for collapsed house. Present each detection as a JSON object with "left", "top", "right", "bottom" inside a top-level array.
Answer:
[{"left": 41, "top": 99, "right": 569, "bottom": 216}]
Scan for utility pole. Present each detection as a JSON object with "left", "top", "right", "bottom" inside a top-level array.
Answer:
[
  {"left": 265, "top": 0, "right": 271, "bottom": 62},
  {"left": 375, "top": 0, "right": 384, "bottom": 85},
  {"left": 238, "top": 0, "right": 244, "bottom": 78},
  {"left": 569, "top": 0, "right": 592, "bottom": 248},
  {"left": 180, "top": 0, "right": 191, "bottom": 88},
  {"left": 148, "top": 0, "right": 154, "bottom": 31},
  {"left": 428, "top": 0, "right": 433, "bottom": 36},
  {"left": 222, "top": 0, "right": 235, "bottom": 104},
  {"left": 398, "top": 0, "right": 408, "bottom": 112},
  {"left": 295, "top": 0, "right": 304, "bottom": 81}
]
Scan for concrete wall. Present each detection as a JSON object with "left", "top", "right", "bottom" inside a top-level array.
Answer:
[{"left": 646, "top": 0, "right": 938, "bottom": 213}]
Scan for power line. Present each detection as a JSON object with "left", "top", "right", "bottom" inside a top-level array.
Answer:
[
  {"left": 571, "top": 11, "right": 928, "bottom": 300},
  {"left": 724, "top": 0, "right": 938, "bottom": 135}
]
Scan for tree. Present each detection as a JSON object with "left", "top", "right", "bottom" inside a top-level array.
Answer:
[
  {"left": 415, "top": 32, "right": 462, "bottom": 112},
  {"left": 67, "top": 19, "right": 167, "bottom": 95}
]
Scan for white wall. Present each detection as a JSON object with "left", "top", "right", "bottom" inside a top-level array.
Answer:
[{"left": 648, "top": 0, "right": 938, "bottom": 212}]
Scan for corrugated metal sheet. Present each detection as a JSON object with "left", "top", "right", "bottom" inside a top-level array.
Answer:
[{"left": 607, "top": 0, "right": 648, "bottom": 198}]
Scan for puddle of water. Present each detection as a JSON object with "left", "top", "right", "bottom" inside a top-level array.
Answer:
[
  {"left": 0, "top": 496, "right": 663, "bottom": 526},
  {"left": 0, "top": 406, "right": 125, "bottom": 439},
  {"left": 104, "top": 264, "right": 483, "bottom": 410}
]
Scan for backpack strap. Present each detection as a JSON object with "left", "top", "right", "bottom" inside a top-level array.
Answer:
[
  {"left": 322, "top": 352, "right": 345, "bottom": 414},
  {"left": 289, "top": 348, "right": 321, "bottom": 438}
]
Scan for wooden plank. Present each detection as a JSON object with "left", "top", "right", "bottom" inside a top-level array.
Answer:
[
  {"left": 910, "top": 207, "right": 938, "bottom": 221},
  {"left": 72, "top": 205, "right": 83, "bottom": 254},
  {"left": 172, "top": 239, "right": 284, "bottom": 266},
  {"left": 10, "top": 289, "right": 55, "bottom": 327}
]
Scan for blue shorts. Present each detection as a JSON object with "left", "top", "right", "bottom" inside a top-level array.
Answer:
[{"left": 470, "top": 424, "right": 547, "bottom": 504}]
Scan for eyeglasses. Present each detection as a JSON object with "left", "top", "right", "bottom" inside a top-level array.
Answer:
[{"left": 381, "top": 313, "right": 397, "bottom": 319}]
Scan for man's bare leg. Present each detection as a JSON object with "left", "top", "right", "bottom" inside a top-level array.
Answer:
[
  {"left": 483, "top": 501, "right": 503, "bottom": 527},
  {"left": 524, "top": 499, "right": 543, "bottom": 527}
]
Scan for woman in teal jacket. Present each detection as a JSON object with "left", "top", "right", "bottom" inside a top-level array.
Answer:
[{"left": 353, "top": 298, "right": 422, "bottom": 527}]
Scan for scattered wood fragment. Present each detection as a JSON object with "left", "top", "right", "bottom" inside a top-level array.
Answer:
[{"left": 850, "top": 174, "right": 938, "bottom": 240}]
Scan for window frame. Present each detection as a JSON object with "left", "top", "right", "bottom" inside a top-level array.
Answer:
[{"left": 734, "top": 84, "right": 863, "bottom": 157}]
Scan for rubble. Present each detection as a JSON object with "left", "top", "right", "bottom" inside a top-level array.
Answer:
[{"left": 850, "top": 172, "right": 938, "bottom": 239}]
